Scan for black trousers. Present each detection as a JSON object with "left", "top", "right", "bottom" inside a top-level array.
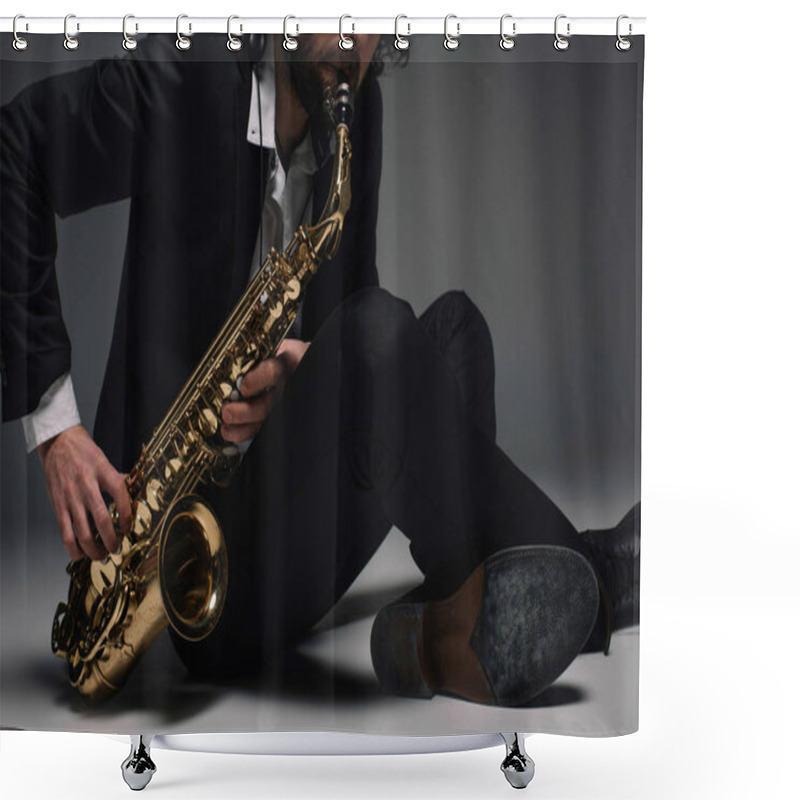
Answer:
[{"left": 172, "top": 287, "right": 590, "bottom": 677}]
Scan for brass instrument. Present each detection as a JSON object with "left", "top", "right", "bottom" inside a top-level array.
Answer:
[{"left": 51, "top": 76, "right": 355, "bottom": 701}]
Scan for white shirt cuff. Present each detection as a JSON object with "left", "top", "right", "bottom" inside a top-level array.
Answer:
[{"left": 21, "top": 372, "right": 81, "bottom": 453}]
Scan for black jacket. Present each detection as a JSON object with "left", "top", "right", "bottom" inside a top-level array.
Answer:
[{"left": 0, "top": 35, "right": 382, "bottom": 470}]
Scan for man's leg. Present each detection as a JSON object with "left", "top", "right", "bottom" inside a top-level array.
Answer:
[
  {"left": 330, "top": 288, "right": 592, "bottom": 599},
  {"left": 416, "top": 291, "right": 639, "bottom": 651},
  {"left": 417, "top": 290, "right": 497, "bottom": 441},
  {"left": 172, "top": 287, "right": 596, "bottom": 687},
  {"left": 326, "top": 289, "right": 597, "bottom": 705}
]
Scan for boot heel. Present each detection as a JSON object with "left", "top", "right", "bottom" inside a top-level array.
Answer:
[{"left": 370, "top": 603, "right": 432, "bottom": 698}]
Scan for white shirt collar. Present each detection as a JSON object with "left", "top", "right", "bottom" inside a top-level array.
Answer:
[{"left": 246, "top": 36, "right": 317, "bottom": 176}]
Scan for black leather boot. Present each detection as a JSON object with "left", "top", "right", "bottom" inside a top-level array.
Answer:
[{"left": 580, "top": 503, "right": 641, "bottom": 653}]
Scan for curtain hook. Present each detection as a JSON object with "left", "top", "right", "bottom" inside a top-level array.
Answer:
[
  {"left": 500, "top": 14, "right": 516, "bottom": 51},
  {"left": 394, "top": 14, "right": 410, "bottom": 51},
  {"left": 227, "top": 15, "right": 242, "bottom": 51},
  {"left": 176, "top": 14, "right": 191, "bottom": 51},
  {"left": 283, "top": 15, "right": 298, "bottom": 51},
  {"left": 12, "top": 14, "right": 28, "bottom": 51},
  {"left": 616, "top": 15, "right": 632, "bottom": 51},
  {"left": 339, "top": 14, "right": 355, "bottom": 50},
  {"left": 64, "top": 13, "right": 79, "bottom": 51},
  {"left": 122, "top": 15, "right": 138, "bottom": 51},
  {"left": 554, "top": 14, "right": 570, "bottom": 51},
  {"left": 444, "top": 14, "right": 460, "bottom": 51}
]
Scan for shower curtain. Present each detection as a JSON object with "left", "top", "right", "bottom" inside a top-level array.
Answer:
[{"left": 0, "top": 27, "right": 643, "bottom": 739}]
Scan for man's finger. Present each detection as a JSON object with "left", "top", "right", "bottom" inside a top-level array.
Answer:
[
  {"left": 57, "top": 508, "right": 83, "bottom": 562},
  {"left": 86, "top": 485, "right": 118, "bottom": 554},
  {"left": 240, "top": 358, "right": 286, "bottom": 398},
  {"left": 222, "top": 393, "right": 269, "bottom": 426},
  {"left": 70, "top": 500, "right": 106, "bottom": 561},
  {"left": 99, "top": 464, "right": 132, "bottom": 538},
  {"left": 275, "top": 339, "right": 308, "bottom": 374},
  {"left": 221, "top": 422, "right": 262, "bottom": 444}
]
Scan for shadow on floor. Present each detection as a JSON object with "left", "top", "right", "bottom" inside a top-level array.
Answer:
[
  {"left": 23, "top": 578, "right": 588, "bottom": 729},
  {"left": 29, "top": 583, "right": 416, "bottom": 724}
]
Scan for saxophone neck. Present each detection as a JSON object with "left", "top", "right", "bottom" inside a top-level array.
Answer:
[
  {"left": 304, "top": 74, "right": 354, "bottom": 263},
  {"left": 305, "top": 125, "right": 352, "bottom": 262}
]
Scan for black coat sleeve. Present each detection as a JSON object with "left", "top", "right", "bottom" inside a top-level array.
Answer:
[{"left": 0, "top": 46, "right": 182, "bottom": 421}]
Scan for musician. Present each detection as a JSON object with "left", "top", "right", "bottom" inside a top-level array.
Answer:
[{"left": 0, "top": 33, "right": 637, "bottom": 706}]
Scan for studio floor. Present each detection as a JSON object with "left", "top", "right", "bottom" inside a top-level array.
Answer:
[{"left": 0, "top": 527, "right": 638, "bottom": 738}]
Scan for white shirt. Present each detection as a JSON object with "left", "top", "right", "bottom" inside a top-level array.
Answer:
[{"left": 21, "top": 39, "right": 317, "bottom": 453}]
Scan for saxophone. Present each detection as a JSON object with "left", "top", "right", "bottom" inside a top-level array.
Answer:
[{"left": 51, "top": 75, "right": 355, "bottom": 702}]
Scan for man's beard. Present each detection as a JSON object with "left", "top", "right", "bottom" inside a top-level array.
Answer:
[{"left": 285, "top": 50, "right": 361, "bottom": 134}]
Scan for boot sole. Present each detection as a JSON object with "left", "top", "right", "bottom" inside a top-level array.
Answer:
[{"left": 370, "top": 545, "right": 599, "bottom": 706}]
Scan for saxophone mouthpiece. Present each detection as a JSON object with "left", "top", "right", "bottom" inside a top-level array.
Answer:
[{"left": 334, "top": 71, "right": 353, "bottom": 130}]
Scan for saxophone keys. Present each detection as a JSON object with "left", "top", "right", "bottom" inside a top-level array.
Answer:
[
  {"left": 83, "top": 583, "right": 99, "bottom": 617},
  {"left": 239, "top": 358, "right": 256, "bottom": 376},
  {"left": 179, "top": 429, "right": 199, "bottom": 455},
  {"left": 133, "top": 501, "right": 152, "bottom": 536},
  {"left": 268, "top": 298, "right": 283, "bottom": 319},
  {"left": 163, "top": 457, "right": 182, "bottom": 481},
  {"left": 107, "top": 502, "right": 126, "bottom": 545},
  {"left": 110, "top": 541, "right": 128, "bottom": 566},
  {"left": 286, "top": 277, "right": 301, "bottom": 300},
  {"left": 197, "top": 407, "right": 219, "bottom": 438},
  {"left": 210, "top": 444, "right": 241, "bottom": 487},
  {"left": 145, "top": 479, "right": 164, "bottom": 511}
]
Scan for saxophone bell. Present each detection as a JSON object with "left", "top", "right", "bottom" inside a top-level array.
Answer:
[{"left": 159, "top": 494, "right": 228, "bottom": 642}]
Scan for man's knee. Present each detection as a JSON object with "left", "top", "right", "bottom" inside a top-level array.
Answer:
[
  {"left": 340, "top": 287, "right": 418, "bottom": 370},
  {"left": 422, "top": 290, "right": 494, "bottom": 360},
  {"left": 430, "top": 289, "right": 478, "bottom": 319},
  {"left": 343, "top": 286, "right": 415, "bottom": 324}
]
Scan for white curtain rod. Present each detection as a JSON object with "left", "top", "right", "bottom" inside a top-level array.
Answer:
[{"left": 0, "top": 16, "right": 646, "bottom": 37}]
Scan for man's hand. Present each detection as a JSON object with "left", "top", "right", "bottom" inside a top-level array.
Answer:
[
  {"left": 37, "top": 425, "right": 132, "bottom": 562},
  {"left": 221, "top": 338, "right": 309, "bottom": 444}
]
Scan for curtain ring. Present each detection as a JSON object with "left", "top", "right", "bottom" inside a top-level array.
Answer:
[
  {"left": 63, "top": 13, "right": 79, "bottom": 51},
  {"left": 339, "top": 14, "right": 355, "bottom": 50},
  {"left": 443, "top": 14, "right": 460, "bottom": 51},
  {"left": 227, "top": 15, "right": 242, "bottom": 51},
  {"left": 12, "top": 15, "right": 28, "bottom": 51},
  {"left": 122, "top": 15, "right": 138, "bottom": 51},
  {"left": 553, "top": 14, "right": 570, "bottom": 51},
  {"left": 616, "top": 15, "right": 632, "bottom": 51},
  {"left": 499, "top": 14, "right": 516, "bottom": 50},
  {"left": 283, "top": 15, "right": 298, "bottom": 51},
  {"left": 394, "top": 15, "right": 410, "bottom": 51},
  {"left": 176, "top": 14, "right": 191, "bottom": 51}
]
